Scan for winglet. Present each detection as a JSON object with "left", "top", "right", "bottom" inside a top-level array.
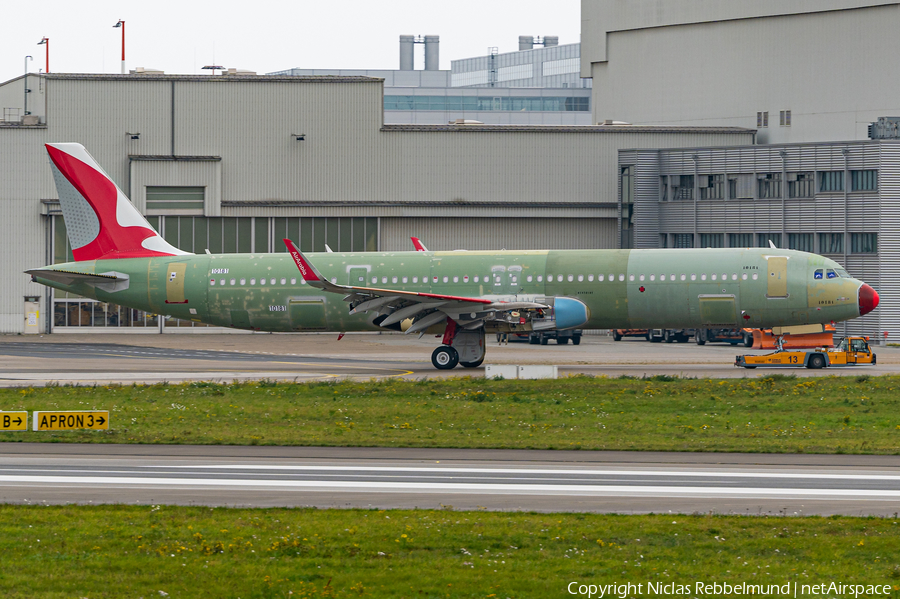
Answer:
[
  {"left": 411, "top": 236, "right": 428, "bottom": 252},
  {"left": 283, "top": 239, "right": 325, "bottom": 286},
  {"left": 768, "top": 240, "right": 777, "bottom": 249}
]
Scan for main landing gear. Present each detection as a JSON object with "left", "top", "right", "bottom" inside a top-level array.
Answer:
[{"left": 430, "top": 318, "right": 486, "bottom": 370}]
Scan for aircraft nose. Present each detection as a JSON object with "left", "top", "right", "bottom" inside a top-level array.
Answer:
[{"left": 859, "top": 283, "right": 879, "bottom": 316}]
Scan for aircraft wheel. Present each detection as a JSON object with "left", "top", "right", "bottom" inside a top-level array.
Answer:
[
  {"left": 572, "top": 336, "right": 581, "bottom": 346},
  {"left": 431, "top": 346, "right": 459, "bottom": 370},
  {"left": 460, "top": 356, "right": 485, "bottom": 368},
  {"left": 807, "top": 354, "right": 826, "bottom": 370},
  {"left": 613, "top": 330, "right": 622, "bottom": 341}
]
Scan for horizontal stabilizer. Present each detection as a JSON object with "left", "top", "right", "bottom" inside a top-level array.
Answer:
[{"left": 26, "top": 269, "right": 121, "bottom": 284}]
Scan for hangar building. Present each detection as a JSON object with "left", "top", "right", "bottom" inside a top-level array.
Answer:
[{"left": 0, "top": 73, "right": 749, "bottom": 332}]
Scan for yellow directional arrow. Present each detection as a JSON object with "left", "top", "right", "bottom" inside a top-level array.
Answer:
[
  {"left": 33, "top": 411, "right": 109, "bottom": 431},
  {"left": 0, "top": 412, "right": 27, "bottom": 431}
]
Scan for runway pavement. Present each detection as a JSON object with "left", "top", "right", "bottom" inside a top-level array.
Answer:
[
  {"left": 1, "top": 444, "right": 899, "bottom": 515},
  {"left": 0, "top": 333, "right": 898, "bottom": 385}
]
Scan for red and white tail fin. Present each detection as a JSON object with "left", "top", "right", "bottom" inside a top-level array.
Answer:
[
  {"left": 410, "top": 236, "right": 428, "bottom": 252},
  {"left": 45, "top": 143, "right": 191, "bottom": 261}
]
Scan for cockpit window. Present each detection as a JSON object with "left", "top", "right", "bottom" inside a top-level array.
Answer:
[
  {"left": 835, "top": 268, "right": 850, "bottom": 278},
  {"left": 826, "top": 269, "right": 838, "bottom": 279},
  {"left": 814, "top": 269, "right": 823, "bottom": 279}
]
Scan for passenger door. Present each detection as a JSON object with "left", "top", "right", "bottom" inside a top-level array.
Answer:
[
  {"left": 165, "top": 262, "right": 188, "bottom": 304},
  {"left": 766, "top": 257, "right": 788, "bottom": 298}
]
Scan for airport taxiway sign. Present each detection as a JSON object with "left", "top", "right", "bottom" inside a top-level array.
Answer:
[
  {"left": 33, "top": 411, "right": 109, "bottom": 431},
  {"left": 0, "top": 412, "right": 27, "bottom": 431}
]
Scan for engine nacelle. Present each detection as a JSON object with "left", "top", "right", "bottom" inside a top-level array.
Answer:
[{"left": 553, "top": 297, "right": 590, "bottom": 330}]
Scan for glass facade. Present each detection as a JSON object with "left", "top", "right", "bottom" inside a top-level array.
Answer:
[
  {"left": 384, "top": 95, "right": 589, "bottom": 112},
  {"left": 818, "top": 233, "right": 844, "bottom": 254},
  {"left": 851, "top": 233, "right": 877, "bottom": 254},
  {"left": 50, "top": 215, "right": 379, "bottom": 329},
  {"left": 788, "top": 233, "right": 814, "bottom": 252}
]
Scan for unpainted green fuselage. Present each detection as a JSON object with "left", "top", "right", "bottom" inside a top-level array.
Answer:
[{"left": 32, "top": 248, "right": 864, "bottom": 332}]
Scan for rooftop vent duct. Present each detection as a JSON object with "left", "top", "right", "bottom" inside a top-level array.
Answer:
[
  {"left": 424, "top": 35, "right": 439, "bottom": 71},
  {"left": 399, "top": 35, "right": 415, "bottom": 71},
  {"left": 519, "top": 35, "right": 534, "bottom": 51},
  {"left": 868, "top": 116, "right": 900, "bottom": 139},
  {"left": 543, "top": 36, "right": 559, "bottom": 47}
]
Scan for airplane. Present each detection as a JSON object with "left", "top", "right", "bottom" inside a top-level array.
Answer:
[{"left": 27, "top": 143, "right": 879, "bottom": 370}]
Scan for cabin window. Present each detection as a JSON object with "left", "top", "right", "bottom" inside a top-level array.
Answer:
[
  {"left": 680, "top": 274, "right": 686, "bottom": 281},
  {"left": 443, "top": 276, "right": 449, "bottom": 283},
  {"left": 494, "top": 276, "right": 502, "bottom": 285},
  {"left": 752, "top": 273, "right": 758, "bottom": 280},
  {"left": 568, "top": 275, "right": 574, "bottom": 282},
  {"left": 413, "top": 277, "right": 418, "bottom": 283},
  {"left": 720, "top": 273, "right": 726, "bottom": 281},
  {"left": 210, "top": 279, "right": 215, "bottom": 286},
  {"left": 291, "top": 278, "right": 296, "bottom": 285},
  {"left": 392, "top": 276, "right": 398, "bottom": 284},
  {"left": 599, "top": 275, "right": 605, "bottom": 282},
  {"left": 548, "top": 274, "right": 553, "bottom": 281},
  {"left": 711, "top": 274, "right": 717, "bottom": 281},
  {"left": 701, "top": 274, "right": 707, "bottom": 281},
  {"left": 511, "top": 275, "right": 517, "bottom": 283},
  {"left": 588, "top": 275, "right": 594, "bottom": 282},
  {"left": 453, "top": 276, "right": 459, "bottom": 283},
  {"left": 558, "top": 275, "right": 564, "bottom": 282},
  {"left": 220, "top": 279, "right": 225, "bottom": 286},
  {"left": 382, "top": 277, "right": 388, "bottom": 284},
  {"left": 228, "top": 279, "right": 235, "bottom": 285},
  {"left": 240, "top": 278, "right": 246, "bottom": 285},
  {"left": 474, "top": 276, "right": 479, "bottom": 283},
  {"left": 464, "top": 275, "right": 469, "bottom": 282},
  {"left": 629, "top": 275, "right": 635, "bottom": 282},
  {"left": 433, "top": 276, "right": 438, "bottom": 283},
  {"left": 281, "top": 278, "right": 287, "bottom": 285},
  {"left": 650, "top": 275, "right": 656, "bottom": 281},
  {"left": 271, "top": 278, "right": 277, "bottom": 285},
  {"left": 671, "top": 274, "right": 676, "bottom": 281},
  {"left": 537, "top": 275, "right": 543, "bottom": 282},
  {"left": 618, "top": 274, "right": 625, "bottom": 282},
  {"left": 402, "top": 277, "right": 408, "bottom": 284},
  {"left": 527, "top": 275, "right": 533, "bottom": 282},
  {"left": 731, "top": 274, "right": 737, "bottom": 281},
  {"left": 690, "top": 274, "right": 696, "bottom": 281},
  {"left": 659, "top": 274, "right": 665, "bottom": 281},
  {"left": 300, "top": 279, "right": 306, "bottom": 285},
  {"left": 372, "top": 277, "right": 377, "bottom": 284},
  {"left": 250, "top": 278, "right": 255, "bottom": 285},
  {"left": 741, "top": 273, "right": 748, "bottom": 280}
]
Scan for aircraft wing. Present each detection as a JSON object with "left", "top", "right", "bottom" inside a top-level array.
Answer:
[{"left": 283, "top": 239, "right": 547, "bottom": 332}]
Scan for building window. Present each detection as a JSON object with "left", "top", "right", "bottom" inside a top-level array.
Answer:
[
  {"left": 758, "top": 173, "right": 782, "bottom": 199},
  {"left": 729, "top": 233, "right": 753, "bottom": 248},
  {"left": 788, "top": 172, "right": 814, "bottom": 198},
  {"left": 780, "top": 110, "right": 791, "bottom": 126},
  {"left": 788, "top": 233, "right": 814, "bottom": 253},
  {"left": 851, "top": 170, "right": 877, "bottom": 191},
  {"left": 758, "top": 233, "right": 781, "bottom": 248},
  {"left": 757, "top": 111, "right": 768, "bottom": 128},
  {"left": 728, "top": 174, "right": 754, "bottom": 199},
  {"left": 384, "top": 94, "right": 589, "bottom": 112},
  {"left": 700, "top": 233, "right": 724, "bottom": 248},
  {"left": 497, "top": 64, "right": 533, "bottom": 82},
  {"left": 673, "top": 233, "right": 693, "bottom": 248},
  {"left": 669, "top": 175, "right": 694, "bottom": 201},
  {"left": 818, "top": 171, "right": 844, "bottom": 192},
  {"left": 146, "top": 186, "right": 205, "bottom": 213},
  {"left": 818, "top": 233, "right": 844, "bottom": 254},
  {"left": 699, "top": 174, "right": 724, "bottom": 200},
  {"left": 851, "top": 233, "right": 877, "bottom": 254}
]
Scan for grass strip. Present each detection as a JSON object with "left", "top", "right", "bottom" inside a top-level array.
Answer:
[
  {"left": 2, "top": 375, "right": 900, "bottom": 453},
  {"left": 2, "top": 505, "right": 899, "bottom": 598}
]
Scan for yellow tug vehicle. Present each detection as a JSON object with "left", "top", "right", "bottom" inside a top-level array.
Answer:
[{"left": 735, "top": 336, "right": 876, "bottom": 369}]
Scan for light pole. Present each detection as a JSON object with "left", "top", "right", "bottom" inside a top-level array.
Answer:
[
  {"left": 113, "top": 20, "right": 125, "bottom": 74},
  {"left": 37, "top": 37, "right": 48, "bottom": 73},
  {"left": 24, "top": 55, "right": 32, "bottom": 116}
]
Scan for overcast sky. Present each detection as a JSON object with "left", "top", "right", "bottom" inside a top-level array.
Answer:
[{"left": 2, "top": 0, "right": 580, "bottom": 83}]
